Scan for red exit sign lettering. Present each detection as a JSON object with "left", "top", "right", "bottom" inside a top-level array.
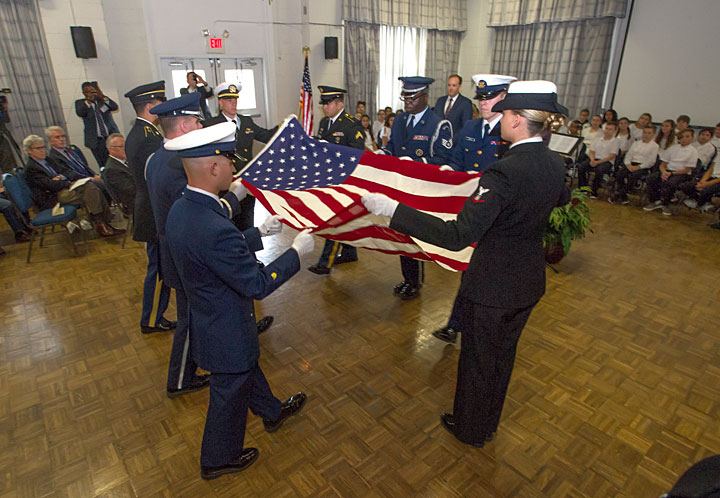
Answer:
[{"left": 209, "top": 38, "right": 222, "bottom": 49}]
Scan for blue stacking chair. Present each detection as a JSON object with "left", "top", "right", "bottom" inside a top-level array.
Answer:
[{"left": 2, "top": 172, "right": 81, "bottom": 262}]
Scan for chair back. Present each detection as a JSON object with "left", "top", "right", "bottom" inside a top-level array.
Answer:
[
  {"left": 99, "top": 169, "right": 129, "bottom": 213},
  {"left": 2, "top": 173, "right": 33, "bottom": 213}
]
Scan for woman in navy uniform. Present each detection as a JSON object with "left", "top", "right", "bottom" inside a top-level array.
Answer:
[
  {"left": 165, "top": 123, "right": 313, "bottom": 479},
  {"left": 434, "top": 74, "right": 516, "bottom": 344},
  {"left": 380, "top": 76, "right": 454, "bottom": 300},
  {"left": 307, "top": 85, "right": 365, "bottom": 275},
  {"left": 363, "top": 80, "right": 571, "bottom": 448},
  {"left": 124, "top": 81, "right": 176, "bottom": 335}
]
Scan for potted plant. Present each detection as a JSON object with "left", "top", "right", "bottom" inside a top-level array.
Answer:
[{"left": 543, "top": 187, "right": 592, "bottom": 264}]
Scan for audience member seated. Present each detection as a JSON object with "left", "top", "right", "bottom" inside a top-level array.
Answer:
[
  {"left": 675, "top": 114, "right": 691, "bottom": 134},
  {"left": 380, "top": 113, "right": 395, "bottom": 147},
  {"left": 656, "top": 119, "right": 676, "bottom": 159},
  {"left": 601, "top": 108, "right": 618, "bottom": 129},
  {"left": 360, "top": 114, "right": 377, "bottom": 151},
  {"left": 692, "top": 128, "right": 717, "bottom": 172},
  {"left": 609, "top": 125, "right": 659, "bottom": 204},
  {"left": 630, "top": 112, "right": 652, "bottom": 142},
  {"left": 22, "top": 134, "right": 120, "bottom": 237},
  {"left": 712, "top": 123, "right": 720, "bottom": 149},
  {"left": 577, "top": 121, "right": 620, "bottom": 198},
  {"left": 0, "top": 186, "right": 32, "bottom": 242},
  {"left": 372, "top": 110, "right": 385, "bottom": 145},
  {"left": 679, "top": 157, "right": 720, "bottom": 213},
  {"left": 577, "top": 108, "right": 590, "bottom": 130},
  {"left": 616, "top": 117, "right": 633, "bottom": 155},
  {"left": 581, "top": 114, "right": 603, "bottom": 147},
  {"left": 45, "top": 126, "right": 101, "bottom": 183},
  {"left": 644, "top": 129, "right": 698, "bottom": 216},
  {"left": 102, "top": 133, "right": 135, "bottom": 209}
]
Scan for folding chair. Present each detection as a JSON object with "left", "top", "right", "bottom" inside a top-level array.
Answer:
[{"left": 100, "top": 169, "right": 134, "bottom": 248}]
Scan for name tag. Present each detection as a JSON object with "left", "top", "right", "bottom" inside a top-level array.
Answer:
[
  {"left": 412, "top": 135, "right": 429, "bottom": 141},
  {"left": 332, "top": 131, "right": 345, "bottom": 137},
  {"left": 464, "top": 136, "right": 476, "bottom": 142}
]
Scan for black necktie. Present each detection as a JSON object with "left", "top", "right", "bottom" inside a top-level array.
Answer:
[
  {"left": 484, "top": 123, "right": 490, "bottom": 138},
  {"left": 95, "top": 103, "right": 108, "bottom": 137},
  {"left": 65, "top": 149, "right": 86, "bottom": 174}
]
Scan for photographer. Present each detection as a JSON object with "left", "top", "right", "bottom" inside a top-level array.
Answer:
[
  {"left": 74, "top": 82, "right": 120, "bottom": 168},
  {"left": 180, "top": 72, "right": 213, "bottom": 120}
]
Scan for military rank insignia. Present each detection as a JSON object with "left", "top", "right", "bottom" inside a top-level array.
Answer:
[
  {"left": 415, "top": 148, "right": 423, "bottom": 157},
  {"left": 441, "top": 138, "right": 453, "bottom": 149},
  {"left": 355, "top": 131, "right": 364, "bottom": 140}
]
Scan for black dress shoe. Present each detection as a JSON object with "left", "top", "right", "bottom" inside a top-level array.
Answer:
[
  {"left": 433, "top": 326, "right": 459, "bottom": 344},
  {"left": 141, "top": 317, "right": 177, "bottom": 334},
  {"left": 14, "top": 231, "right": 32, "bottom": 243},
  {"left": 399, "top": 283, "right": 420, "bottom": 300},
  {"left": 263, "top": 392, "right": 307, "bottom": 433},
  {"left": 440, "top": 413, "right": 490, "bottom": 448},
  {"left": 334, "top": 254, "right": 358, "bottom": 265},
  {"left": 167, "top": 374, "right": 210, "bottom": 398},
  {"left": 201, "top": 448, "right": 259, "bottom": 480},
  {"left": 307, "top": 264, "right": 331, "bottom": 275},
  {"left": 257, "top": 315, "right": 274, "bottom": 334},
  {"left": 394, "top": 281, "right": 409, "bottom": 295}
]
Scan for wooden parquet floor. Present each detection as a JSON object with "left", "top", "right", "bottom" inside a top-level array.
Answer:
[{"left": 1, "top": 198, "right": 719, "bottom": 498}]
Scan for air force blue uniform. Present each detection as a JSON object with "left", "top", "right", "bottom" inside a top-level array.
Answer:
[
  {"left": 384, "top": 108, "right": 453, "bottom": 164},
  {"left": 166, "top": 187, "right": 300, "bottom": 467}
]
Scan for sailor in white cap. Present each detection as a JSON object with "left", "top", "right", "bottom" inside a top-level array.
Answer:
[
  {"left": 362, "top": 80, "right": 571, "bottom": 449},
  {"left": 164, "top": 122, "right": 313, "bottom": 479}
]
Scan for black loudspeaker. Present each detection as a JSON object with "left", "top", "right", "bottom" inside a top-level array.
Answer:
[
  {"left": 70, "top": 26, "right": 97, "bottom": 59},
  {"left": 324, "top": 36, "right": 338, "bottom": 60}
]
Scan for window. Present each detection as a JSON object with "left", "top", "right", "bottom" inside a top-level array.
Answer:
[
  {"left": 223, "top": 69, "right": 257, "bottom": 110},
  {"left": 377, "top": 25, "right": 427, "bottom": 112},
  {"left": 170, "top": 69, "right": 207, "bottom": 98}
]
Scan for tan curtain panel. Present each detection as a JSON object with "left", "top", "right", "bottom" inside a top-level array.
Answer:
[
  {"left": 488, "top": 0, "right": 627, "bottom": 26},
  {"left": 344, "top": 22, "right": 381, "bottom": 117},
  {"left": 490, "top": 17, "right": 615, "bottom": 117},
  {"left": 344, "top": 0, "right": 467, "bottom": 31}
]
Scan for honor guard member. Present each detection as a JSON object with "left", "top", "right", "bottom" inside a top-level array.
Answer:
[
  {"left": 380, "top": 76, "right": 453, "bottom": 300},
  {"left": 435, "top": 74, "right": 517, "bottom": 344},
  {"left": 124, "top": 81, "right": 176, "bottom": 334},
  {"left": 363, "top": 80, "right": 570, "bottom": 449},
  {"left": 204, "top": 82, "right": 279, "bottom": 231},
  {"left": 164, "top": 122, "right": 312, "bottom": 479},
  {"left": 147, "top": 94, "right": 275, "bottom": 398},
  {"left": 307, "top": 85, "right": 365, "bottom": 276}
]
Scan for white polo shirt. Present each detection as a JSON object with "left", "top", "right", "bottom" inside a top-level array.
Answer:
[
  {"left": 663, "top": 143, "right": 699, "bottom": 172},
  {"left": 589, "top": 136, "right": 620, "bottom": 161},
  {"left": 692, "top": 141, "right": 717, "bottom": 168},
  {"left": 624, "top": 140, "right": 659, "bottom": 169}
]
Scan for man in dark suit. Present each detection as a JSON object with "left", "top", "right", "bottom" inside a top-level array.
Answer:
[
  {"left": 164, "top": 122, "right": 312, "bottom": 479},
  {"left": 203, "top": 82, "right": 278, "bottom": 231},
  {"left": 307, "top": 85, "right": 365, "bottom": 276},
  {"left": 22, "top": 134, "right": 116, "bottom": 236},
  {"left": 74, "top": 82, "right": 120, "bottom": 168},
  {"left": 45, "top": 126, "right": 98, "bottom": 180},
  {"left": 363, "top": 80, "right": 571, "bottom": 448},
  {"left": 102, "top": 133, "right": 135, "bottom": 209},
  {"left": 432, "top": 74, "right": 473, "bottom": 136},
  {"left": 435, "top": 73, "right": 517, "bottom": 344},
  {"left": 124, "top": 81, "right": 176, "bottom": 335},
  {"left": 381, "top": 76, "right": 454, "bottom": 300},
  {"left": 179, "top": 72, "right": 213, "bottom": 120}
]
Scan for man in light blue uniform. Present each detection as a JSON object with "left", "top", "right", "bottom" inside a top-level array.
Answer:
[
  {"left": 381, "top": 76, "right": 454, "bottom": 300},
  {"left": 435, "top": 74, "right": 517, "bottom": 344}
]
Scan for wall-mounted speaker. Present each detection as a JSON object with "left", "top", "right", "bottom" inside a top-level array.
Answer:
[
  {"left": 70, "top": 26, "right": 97, "bottom": 59},
  {"left": 324, "top": 36, "right": 338, "bottom": 60}
]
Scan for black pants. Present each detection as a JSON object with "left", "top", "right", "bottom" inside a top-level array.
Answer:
[
  {"left": 577, "top": 160, "right": 613, "bottom": 195},
  {"left": 646, "top": 173, "right": 690, "bottom": 205},
  {"left": 233, "top": 195, "right": 256, "bottom": 231},
  {"left": 614, "top": 164, "right": 649, "bottom": 198},
  {"left": 400, "top": 256, "right": 424, "bottom": 285},
  {"left": 678, "top": 179, "right": 720, "bottom": 205},
  {"left": 452, "top": 296, "right": 536, "bottom": 443},
  {"left": 89, "top": 136, "right": 109, "bottom": 169}
]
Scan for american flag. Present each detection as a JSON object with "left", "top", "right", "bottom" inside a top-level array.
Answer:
[
  {"left": 298, "top": 53, "right": 313, "bottom": 136},
  {"left": 239, "top": 116, "right": 480, "bottom": 271}
]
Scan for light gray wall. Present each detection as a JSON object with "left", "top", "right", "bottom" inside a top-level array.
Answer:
[{"left": 456, "top": 0, "right": 494, "bottom": 102}]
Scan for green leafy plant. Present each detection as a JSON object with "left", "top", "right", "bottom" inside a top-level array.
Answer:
[{"left": 543, "top": 187, "right": 592, "bottom": 255}]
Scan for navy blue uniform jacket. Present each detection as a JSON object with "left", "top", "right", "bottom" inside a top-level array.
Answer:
[
  {"left": 125, "top": 119, "right": 163, "bottom": 242},
  {"left": 166, "top": 188, "right": 301, "bottom": 373},
  {"left": 390, "top": 142, "right": 570, "bottom": 308},
  {"left": 433, "top": 94, "right": 473, "bottom": 137},
  {"left": 145, "top": 146, "right": 241, "bottom": 290},
  {"left": 449, "top": 119, "right": 510, "bottom": 173}
]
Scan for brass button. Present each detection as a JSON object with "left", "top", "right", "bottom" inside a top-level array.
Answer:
[
  {"left": 474, "top": 163, "right": 478, "bottom": 168},
  {"left": 464, "top": 148, "right": 468, "bottom": 152},
  {"left": 477, "top": 150, "right": 483, "bottom": 155}
]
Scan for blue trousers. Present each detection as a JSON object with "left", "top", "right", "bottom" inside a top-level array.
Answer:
[
  {"left": 167, "top": 287, "right": 200, "bottom": 390},
  {"left": 201, "top": 365, "right": 282, "bottom": 467},
  {"left": 140, "top": 241, "right": 171, "bottom": 327},
  {"left": 316, "top": 239, "right": 357, "bottom": 268},
  {"left": 0, "top": 196, "right": 27, "bottom": 234}
]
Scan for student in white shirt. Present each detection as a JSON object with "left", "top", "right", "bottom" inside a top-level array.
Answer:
[
  {"left": 675, "top": 114, "right": 691, "bottom": 135},
  {"left": 360, "top": 114, "right": 377, "bottom": 151},
  {"left": 577, "top": 108, "right": 590, "bottom": 130},
  {"left": 712, "top": 123, "right": 720, "bottom": 149},
  {"left": 644, "top": 129, "right": 699, "bottom": 215},
  {"left": 601, "top": 108, "right": 618, "bottom": 129},
  {"left": 610, "top": 125, "right": 659, "bottom": 204},
  {"left": 630, "top": 113, "right": 652, "bottom": 142},
  {"left": 615, "top": 117, "right": 633, "bottom": 155},
  {"left": 679, "top": 158, "right": 720, "bottom": 212},
  {"left": 577, "top": 121, "right": 620, "bottom": 198},
  {"left": 380, "top": 113, "right": 395, "bottom": 147},
  {"left": 581, "top": 115, "right": 602, "bottom": 146},
  {"left": 692, "top": 128, "right": 717, "bottom": 170},
  {"left": 655, "top": 119, "right": 676, "bottom": 160},
  {"left": 372, "top": 110, "right": 385, "bottom": 145}
]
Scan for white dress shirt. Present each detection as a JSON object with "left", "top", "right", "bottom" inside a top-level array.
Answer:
[{"left": 624, "top": 140, "right": 659, "bottom": 169}]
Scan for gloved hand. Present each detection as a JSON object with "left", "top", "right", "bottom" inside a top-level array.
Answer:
[
  {"left": 229, "top": 179, "right": 247, "bottom": 201},
  {"left": 362, "top": 193, "right": 399, "bottom": 217},
  {"left": 467, "top": 170, "right": 479, "bottom": 175},
  {"left": 374, "top": 149, "right": 387, "bottom": 155},
  {"left": 399, "top": 156, "right": 414, "bottom": 161},
  {"left": 439, "top": 165, "right": 454, "bottom": 171},
  {"left": 291, "top": 229, "right": 314, "bottom": 256},
  {"left": 259, "top": 215, "right": 283, "bottom": 236}
]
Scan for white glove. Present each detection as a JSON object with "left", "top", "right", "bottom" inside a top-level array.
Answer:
[
  {"left": 439, "top": 165, "right": 454, "bottom": 171},
  {"left": 467, "top": 170, "right": 479, "bottom": 175},
  {"left": 374, "top": 149, "right": 387, "bottom": 155},
  {"left": 259, "top": 214, "right": 283, "bottom": 236},
  {"left": 291, "top": 229, "right": 314, "bottom": 256},
  {"left": 229, "top": 179, "right": 247, "bottom": 201},
  {"left": 362, "top": 193, "right": 399, "bottom": 217},
  {"left": 399, "top": 156, "right": 414, "bottom": 161}
]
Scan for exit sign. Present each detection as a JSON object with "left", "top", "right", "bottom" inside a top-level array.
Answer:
[{"left": 206, "top": 37, "right": 225, "bottom": 54}]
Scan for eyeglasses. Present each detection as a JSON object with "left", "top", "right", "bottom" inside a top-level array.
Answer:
[
  {"left": 31, "top": 145, "right": 46, "bottom": 150},
  {"left": 108, "top": 144, "right": 123, "bottom": 148}
]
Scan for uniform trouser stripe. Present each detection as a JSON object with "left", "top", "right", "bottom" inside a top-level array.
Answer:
[
  {"left": 148, "top": 274, "right": 162, "bottom": 328},
  {"left": 177, "top": 325, "right": 190, "bottom": 389},
  {"left": 327, "top": 242, "right": 340, "bottom": 267}
]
